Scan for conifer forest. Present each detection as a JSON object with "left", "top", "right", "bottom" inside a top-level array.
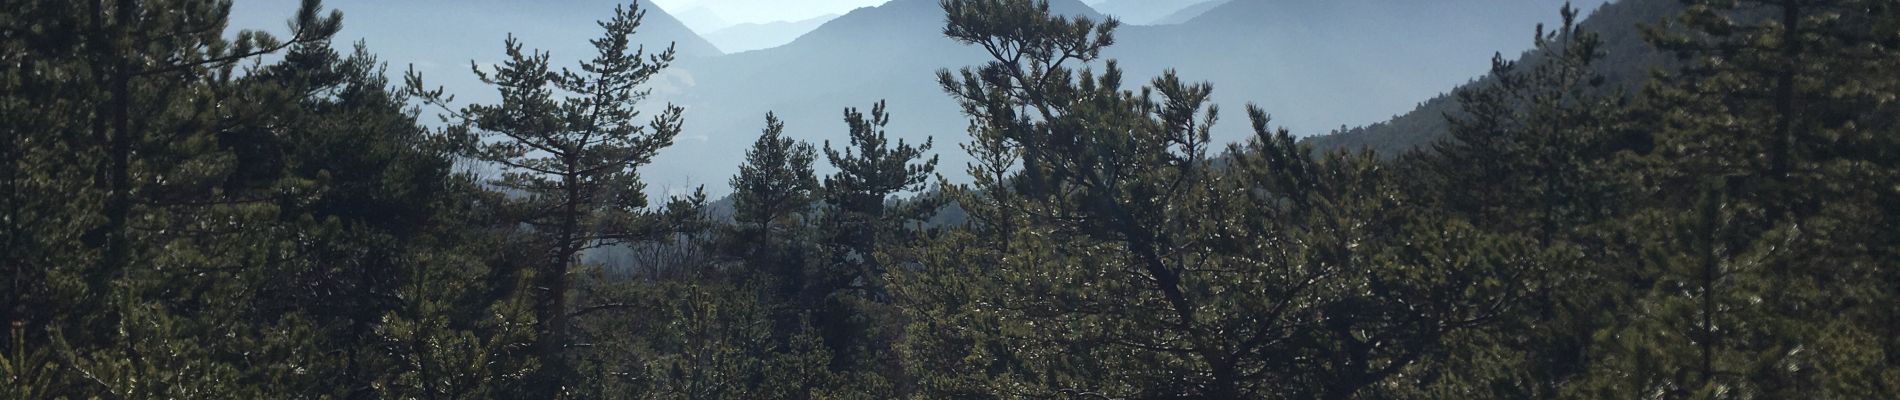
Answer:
[{"left": 2, "top": 0, "right": 1897, "bottom": 398}]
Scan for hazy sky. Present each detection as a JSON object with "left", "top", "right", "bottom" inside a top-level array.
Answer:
[{"left": 649, "top": 0, "right": 890, "bottom": 24}]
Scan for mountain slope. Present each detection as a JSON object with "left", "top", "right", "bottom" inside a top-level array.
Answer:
[
  {"left": 642, "top": 0, "right": 1103, "bottom": 192},
  {"left": 676, "top": 5, "right": 734, "bottom": 33},
  {"left": 237, "top": 0, "right": 1641, "bottom": 196},
  {"left": 1302, "top": 0, "right": 1684, "bottom": 156},
  {"left": 1104, "top": 0, "right": 1612, "bottom": 149},
  {"left": 704, "top": 14, "right": 841, "bottom": 53},
  {"left": 1152, "top": 0, "right": 1228, "bottom": 25},
  {"left": 1093, "top": 0, "right": 1216, "bottom": 25},
  {"left": 634, "top": 0, "right": 1628, "bottom": 195},
  {"left": 623, "top": 0, "right": 726, "bottom": 58}
]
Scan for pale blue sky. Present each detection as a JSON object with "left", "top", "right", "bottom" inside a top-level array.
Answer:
[{"left": 649, "top": 0, "right": 889, "bottom": 24}]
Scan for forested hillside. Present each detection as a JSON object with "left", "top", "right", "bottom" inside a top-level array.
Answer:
[
  {"left": 4, "top": 0, "right": 1896, "bottom": 398},
  {"left": 659, "top": 0, "right": 1605, "bottom": 194},
  {"left": 1304, "top": 0, "right": 1684, "bottom": 155},
  {"left": 265, "top": 0, "right": 1602, "bottom": 196}
]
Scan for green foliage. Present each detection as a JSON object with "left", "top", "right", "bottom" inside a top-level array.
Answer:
[
  {"left": 2, "top": 0, "right": 542, "bottom": 397},
  {"left": 1392, "top": 6, "right": 1644, "bottom": 397},
  {"left": 1307, "top": 0, "right": 1686, "bottom": 156},
  {"left": 904, "top": 2, "right": 1541, "bottom": 397},
  {"left": 729, "top": 113, "right": 822, "bottom": 247},
  {"left": 722, "top": 113, "right": 823, "bottom": 308},
  {"left": 568, "top": 279, "right": 834, "bottom": 400},
  {"left": 406, "top": 2, "right": 702, "bottom": 394},
  {"left": 808, "top": 101, "right": 941, "bottom": 397},
  {"left": 4, "top": 0, "right": 1896, "bottom": 398},
  {"left": 817, "top": 101, "right": 939, "bottom": 301},
  {"left": 1576, "top": 0, "right": 1900, "bottom": 397}
]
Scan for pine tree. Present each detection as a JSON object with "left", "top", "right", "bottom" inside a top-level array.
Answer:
[
  {"left": 904, "top": 1, "right": 1536, "bottom": 397},
  {"left": 229, "top": 39, "right": 555, "bottom": 396},
  {"left": 807, "top": 100, "right": 939, "bottom": 396},
  {"left": 725, "top": 113, "right": 821, "bottom": 303},
  {"left": 406, "top": 3, "right": 695, "bottom": 394},
  {"left": 818, "top": 101, "right": 938, "bottom": 303},
  {"left": 731, "top": 113, "right": 822, "bottom": 243},
  {"left": 563, "top": 278, "right": 837, "bottom": 400},
  {"left": 2, "top": 2, "right": 104, "bottom": 395},
  {"left": 78, "top": 0, "right": 341, "bottom": 339},
  {"left": 2, "top": 0, "right": 349, "bottom": 396},
  {"left": 1402, "top": 5, "right": 1642, "bottom": 397},
  {"left": 1587, "top": 0, "right": 1900, "bottom": 397}
]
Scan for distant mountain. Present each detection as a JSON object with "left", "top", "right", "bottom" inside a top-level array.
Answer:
[
  {"left": 1093, "top": 0, "right": 1216, "bottom": 25},
  {"left": 641, "top": 0, "right": 1103, "bottom": 192},
  {"left": 1151, "top": 0, "right": 1227, "bottom": 25},
  {"left": 789, "top": 0, "right": 1102, "bottom": 46},
  {"left": 625, "top": 0, "right": 725, "bottom": 58},
  {"left": 704, "top": 14, "right": 841, "bottom": 53},
  {"left": 627, "top": 0, "right": 1626, "bottom": 195},
  {"left": 235, "top": 0, "right": 1636, "bottom": 197},
  {"left": 1094, "top": 0, "right": 1615, "bottom": 154},
  {"left": 676, "top": 5, "right": 734, "bottom": 33},
  {"left": 1302, "top": 0, "right": 1685, "bottom": 156}
]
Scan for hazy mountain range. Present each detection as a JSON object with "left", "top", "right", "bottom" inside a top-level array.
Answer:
[
  {"left": 1089, "top": 0, "right": 1220, "bottom": 25},
  {"left": 675, "top": 5, "right": 732, "bottom": 33},
  {"left": 657, "top": 0, "right": 1615, "bottom": 195},
  {"left": 231, "top": 0, "right": 1638, "bottom": 196},
  {"left": 703, "top": 14, "right": 842, "bottom": 53},
  {"left": 1151, "top": 1, "right": 1230, "bottom": 25}
]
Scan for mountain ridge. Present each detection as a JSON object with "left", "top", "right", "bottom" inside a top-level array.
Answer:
[
  {"left": 235, "top": 0, "right": 1628, "bottom": 196},
  {"left": 1302, "top": 0, "right": 1685, "bottom": 156},
  {"left": 1092, "top": 0, "right": 1214, "bottom": 25},
  {"left": 704, "top": 13, "right": 841, "bottom": 53},
  {"left": 638, "top": 0, "right": 1615, "bottom": 195},
  {"left": 1152, "top": 0, "right": 1228, "bottom": 25}
]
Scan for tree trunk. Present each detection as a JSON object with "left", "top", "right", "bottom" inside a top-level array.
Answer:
[
  {"left": 1699, "top": 185, "right": 1724, "bottom": 388},
  {"left": 536, "top": 169, "right": 584, "bottom": 395},
  {"left": 84, "top": 0, "right": 137, "bottom": 335},
  {"left": 1769, "top": 0, "right": 1801, "bottom": 211}
]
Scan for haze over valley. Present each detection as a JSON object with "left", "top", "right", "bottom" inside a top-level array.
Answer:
[
  {"left": 12, "top": 0, "right": 1897, "bottom": 397},
  {"left": 232, "top": 0, "right": 1609, "bottom": 196}
]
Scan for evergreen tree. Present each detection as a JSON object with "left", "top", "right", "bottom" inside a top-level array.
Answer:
[
  {"left": 566, "top": 277, "right": 837, "bottom": 400},
  {"left": 818, "top": 101, "right": 939, "bottom": 303},
  {"left": 3, "top": 0, "right": 350, "bottom": 396},
  {"left": 731, "top": 113, "right": 822, "bottom": 242},
  {"left": 232, "top": 40, "right": 547, "bottom": 397},
  {"left": 2, "top": 3, "right": 100, "bottom": 390},
  {"left": 78, "top": 0, "right": 340, "bottom": 339},
  {"left": 902, "top": 1, "right": 1535, "bottom": 397},
  {"left": 810, "top": 100, "right": 940, "bottom": 396},
  {"left": 407, "top": 3, "right": 697, "bottom": 394},
  {"left": 1424, "top": 5, "right": 1632, "bottom": 240},
  {"left": 1401, "top": 5, "right": 1643, "bottom": 397},
  {"left": 1582, "top": 0, "right": 1900, "bottom": 397},
  {"left": 725, "top": 113, "right": 821, "bottom": 303},
  {"left": 4, "top": 0, "right": 1896, "bottom": 397}
]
